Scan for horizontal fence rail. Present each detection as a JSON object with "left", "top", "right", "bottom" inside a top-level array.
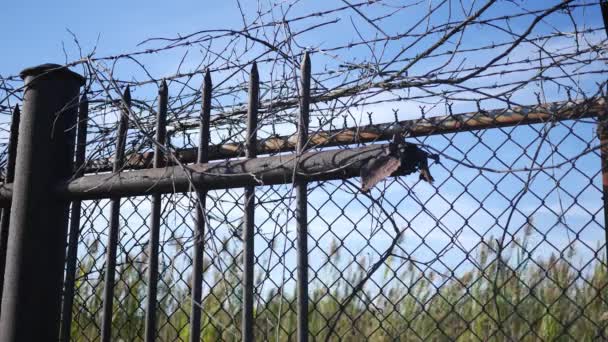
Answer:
[
  {"left": 0, "top": 98, "right": 603, "bottom": 205},
  {"left": 0, "top": 143, "right": 419, "bottom": 202},
  {"left": 85, "top": 98, "right": 606, "bottom": 172}
]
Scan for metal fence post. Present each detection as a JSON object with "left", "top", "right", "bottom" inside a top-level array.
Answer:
[
  {"left": 600, "top": 0, "right": 608, "bottom": 269},
  {"left": 101, "top": 86, "right": 131, "bottom": 342},
  {"left": 59, "top": 94, "right": 89, "bottom": 342},
  {"left": 296, "top": 52, "right": 311, "bottom": 342},
  {"left": 242, "top": 62, "right": 259, "bottom": 342},
  {"left": 598, "top": 114, "right": 608, "bottom": 265},
  {"left": 0, "top": 105, "right": 21, "bottom": 314},
  {"left": 0, "top": 64, "right": 84, "bottom": 341},
  {"left": 190, "top": 69, "right": 212, "bottom": 342},
  {"left": 144, "top": 80, "right": 168, "bottom": 342}
]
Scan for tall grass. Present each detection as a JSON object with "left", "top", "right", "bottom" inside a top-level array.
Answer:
[{"left": 70, "top": 227, "right": 608, "bottom": 341}]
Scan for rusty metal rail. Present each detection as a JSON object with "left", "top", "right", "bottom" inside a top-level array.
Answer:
[
  {"left": 0, "top": 99, "right": 604, "bottom": 206},
  {"left": 0, "top": 141, "right": 399, "bottom": 202},
  {"left": 86, "top": 98, "right": 606, "bottom": 172}
]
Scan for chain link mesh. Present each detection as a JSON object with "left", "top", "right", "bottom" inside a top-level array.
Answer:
[{"left": 68, "top": 116, "right": 608, "bottom": 341}]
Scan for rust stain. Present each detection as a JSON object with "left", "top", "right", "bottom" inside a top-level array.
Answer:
[{"left": 86, "top": 98, "right": 606, "bottom": 173}]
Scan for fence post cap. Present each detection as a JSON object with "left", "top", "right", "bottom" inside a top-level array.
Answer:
[{"left": 20, "top": 63, "right": 85, "bottom": 85}]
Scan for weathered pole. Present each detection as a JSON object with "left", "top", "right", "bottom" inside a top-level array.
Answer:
[
  {"left": 101, "top": 87, "right": 131, "bottom": 342},
  {"left": 144, "top": 81, "right": 168, "bottom": 342},
  {"left": 599, "top": 0, "right": 608, "bottom": 267},
  {"left": 190, "top": 70, "right": 211, "bottom": 342},
  {"left": 59, "top": 94, "right": 89, "bottom": 342},
  {"left": 83, "top": 98, "right": 606, "bottom": 172},
  {"left": 296, "top": 51, "right": 311, "bottom": 342},
  {"left": 0, "top": 105, "right": 20, "bottom": 314},
  {"left": 0, "top": 142, "right": 401, "bottom": 204},
  {"left": 242, "top": 62, "right": 259, "bottom": 342},
  {"left": 0, "top": 64, "right": 83, "bottom": 342}
]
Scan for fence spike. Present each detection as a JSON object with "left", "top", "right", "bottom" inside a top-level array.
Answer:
[
  {"left": 242, "top": 61, "right": 259, "bottom": 342},
  {"left": 297, "top": 52, "right": 310, "bottom": 153},
  {"left": 0, "top": 104, "right": 21, "bottom": 315},
  {"left": 5, "top": 105, "right": 20, "bottom": 183},
  {"left": 246, "top": 62, "right": 259, "bottom": 159},
  {"left": 296, "top": 51, "right": 311, "bottom": 342},
  {"left": 123, "top": 85, "right": 131, "bottom": 106},
  {"left": 190, "top": 69, "right": 212, "bottom": 342},
  {"left": 199, "top": 69, "right": 212, "bottom": 164},
  {"left": 144, "top": 80, "right": 168, "bottom": 342},
  {"left": 101, "top": 86, "right": 131, "bottom": 342},
  {"left": 59, "top": 94, "right": 89, "bottom": 342}
]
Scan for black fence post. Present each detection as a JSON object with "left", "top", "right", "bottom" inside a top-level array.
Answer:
[
  {"left": 59, "top": 93, "right": 89, "bottom": 342},
  {"left": 600, "top": 0, "right": 608, "bottom": 274},
  {"left": 296, "top": 52, "right": 311, "bottom": 342},
  {"left": 144, "top": 80, "right": 168, "bottom": 342},
  {"left": 189, "top": 69, "right": 211, "bottom": 342},
  {"left": 598, "top": 115, "right": 608, "bottom": 266},
  {"left": 0, "top": 64, "right": 84, "bottom": 341},
  {"left": 0, "top": 105, "right": 20, "bottom": 314},
  {"left": 101, "top": 86, "right": 131, "bottom": 342},
  {"left": 242, "top": 62, "right": 259, "bottom": 342}
]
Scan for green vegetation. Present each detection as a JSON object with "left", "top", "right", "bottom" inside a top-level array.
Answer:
[{"left": 70, "top": 228, "right": 608, "bottom": 341}]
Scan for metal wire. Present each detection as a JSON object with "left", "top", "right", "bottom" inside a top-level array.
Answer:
[{"left": 0, "top": 0, "right": 607, "bottom": 340}]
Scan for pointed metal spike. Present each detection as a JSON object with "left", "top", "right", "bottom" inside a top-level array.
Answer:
[
  {"left": 301, "top": 51, "right": 310, "bottom": 75},
  {"left": 123, "top": 86, "right": 131, "bottom": 103},
  {"left": 297, "top": 51, "right": 311, "bottom": 154},
  {"left": 250, "top": 61, "right": 259, "bottom": 80},
  {"left": 199, "top": 69, "right": 212, "bottom": 164},
  {"left": 204, "top": 68, "right": 212, "bottom": 87},
  {"left": 5, "top": 104, "right": 21, "bottom": 183},
  {"left": 246, "top": 62, "right": 259, "bottom": 159},
  {"left": 202, "top": 70, "right": 212, "bottom": 118},
  {"left": 159, "top": 79, "right": 168, "bottom": 95}
]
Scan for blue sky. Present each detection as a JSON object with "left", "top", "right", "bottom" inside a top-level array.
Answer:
[{"left": 1, "top": 1, "right": 241, "bottom": 74}]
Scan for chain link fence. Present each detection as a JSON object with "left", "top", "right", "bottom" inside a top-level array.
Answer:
[
  {"left": 0, "top": 0, "right": 607, "bottom": 341},
  {"left": 67, "top": 113, "right": 608, "bottom": 341}
]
